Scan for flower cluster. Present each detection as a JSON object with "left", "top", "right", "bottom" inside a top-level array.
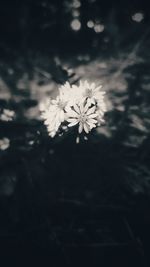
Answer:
[{"left": 40, "top": 81, "right": 106, "bottom": 140}]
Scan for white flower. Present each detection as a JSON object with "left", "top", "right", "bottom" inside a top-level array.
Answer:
[
  {"left": 40, "top": 93, "right": 68, "bottom": 137},
  {"left": 59, "top": 82, "right": 80, "bottom": 107},
  {"left": 50, "top": 96, "right": 67, "bottom": 122},
  {"left": 78, "top": 80, "right": 105, "bottom": 106},
  {"left": 67, "top": 102, "right": 98, "bottom": 134}
]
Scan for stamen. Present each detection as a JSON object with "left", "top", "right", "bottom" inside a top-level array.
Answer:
[
  {"left": 78, "top": 114, "right": 87, "bottom": 123},
  {"left": 58, "top": 100, "right": 66, "bottom": 110},
  {"left": 84, "top": 88, "right": 93, "bottom": 98}
]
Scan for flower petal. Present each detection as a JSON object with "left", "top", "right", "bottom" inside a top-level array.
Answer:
[
  {"left": 90, "top": 82, "right": 95, "bottom": 89},
  {"left": 88, "top": 113, "right": 98, "bottom": 118},
  {"left": 87, "top": 122, "right": 96, "bottom": 129},
  {"left": 68, "top": 121, "right": 78, "bottom": 127},
  {"left": 83, "top": 123, "right": 90, "bottom": 133},
  {"left": 78, "top": 122, "right": 83, "bottom": 133},
  {"left": 79, "top": 103, "right": 84, "bottom": 113},
  {"left": 84, "top": 102, "right": 90, "bottom": 113},
  {"left": 67, "top": 109, "right": 78, "bottom": 117},
  {"left": 60, "top": 110, "right": 65, "bottom": 121},
  {"left": 67, "top": 118, "right": 76, "bottom": 122},
  {"left": 74, "top": 104, "right": 80, "bottom": 114},
  {"left": 88, "top": 118, "right": 97, "bottom": 124},
  {"left": 87, "top": 106, "right": 96, "bottom": 115}
]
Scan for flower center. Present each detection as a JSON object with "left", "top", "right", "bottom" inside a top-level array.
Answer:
[
  {"left": 58, "top": 100, "right": 66, "bottom": 110},
  {"left": 78, "top": 113, "right": 87, "bottom": 123},
  {"left": 84, "top": 88, "right": 93, "bottom": 98}
]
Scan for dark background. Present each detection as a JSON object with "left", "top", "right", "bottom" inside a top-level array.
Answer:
[{"left": 0, "top": 0, "right": 150, "bottom": 266}]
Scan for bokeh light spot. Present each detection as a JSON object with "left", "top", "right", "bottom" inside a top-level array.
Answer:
[
  {"left": 70, "top": 19, "right": 81, "bottom": 31},
  {"left": 0, "top": 109, "right": 15, "bottom": 121},
  {"left": 87, "top": 20, "right": 94, "bottom": 28},
  {"left": 72, "top": 10, "right": 80, "bottom": 17},
  {"left": 0, "top": 138, "right": 10, "bottom": 151},
  {"left": 94, "top": 24, "right": 105, "bottom": 33},
  {"left": 132, "top": 12, "right": 144, "bottom": 22},
  {"left": 73, "top": 0, "right": 81, "bottom": 8}
]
